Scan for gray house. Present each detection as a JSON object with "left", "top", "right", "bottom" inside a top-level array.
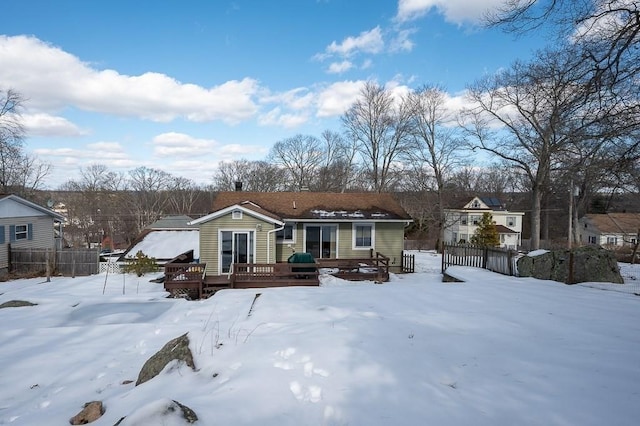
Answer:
[{"left": 0, "top": 194, "right": 66, "bottom": 277}]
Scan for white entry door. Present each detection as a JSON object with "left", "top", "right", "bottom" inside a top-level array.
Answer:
[{"left": 220, "top": 231, "right": 254, "bottom": 274}]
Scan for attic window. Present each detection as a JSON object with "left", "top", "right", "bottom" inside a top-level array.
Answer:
[
  {"left": 232, "top": 210, "right": 243, "bottom": 220},
  {"left": 472, "top": 200, "right": 480, "bottom": 208}
]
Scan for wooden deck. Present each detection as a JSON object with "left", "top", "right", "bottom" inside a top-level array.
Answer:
[
  {"left": 316, "top": 252, "right": 390, "bottom": 282},
  {"left": 164, "top": 262, "right": 320, "bottom": 299},
  {"left": 164, "top": 253, "right": 391, "bottom": 299}
]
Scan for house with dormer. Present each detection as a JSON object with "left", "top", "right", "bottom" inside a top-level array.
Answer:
[{"left": 443, "top": 196, "right": 524, "bottom": 249}]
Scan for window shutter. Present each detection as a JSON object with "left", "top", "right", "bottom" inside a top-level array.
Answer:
[
  {"left": 0, "top": 226, "right": 4, "bottom": 244},
  {"left": 27, "top": 223, "right": 33, "bottom": 240},
  {"left": 10, "top": 225, "right": 15, "bottom": 242}
]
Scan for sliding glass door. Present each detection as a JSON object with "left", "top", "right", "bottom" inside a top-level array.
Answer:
[
  {"left": 305, "top": 225, "right": 337, "bottom": 259},
  {"left": 220, "top": 231, "right": 254, "bottom": 274}
]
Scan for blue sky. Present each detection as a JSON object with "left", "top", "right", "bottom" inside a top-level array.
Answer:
[{"left": 1, "top": 0, "right": 545, "bottom": 188}]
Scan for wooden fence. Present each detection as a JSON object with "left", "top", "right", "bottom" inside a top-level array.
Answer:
[
  {"left": 441, "top": 243, "right": 518, "bottom": 276},
  {"left": 10, "top": 247, "right": 99, "bottom": 276},
  {"left": 402, "top": 252, "right": 415, "bottom": 273}
]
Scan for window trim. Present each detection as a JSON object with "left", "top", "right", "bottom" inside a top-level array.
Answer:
[
  {"left": 352, "top": 222, "right": 375, "bottom": 250},
  {"left": 10, "top": 224, "right": 33, "bottom": 242},
  {"left": 276, "top": 222, "right": 296, "bottom": 244}
]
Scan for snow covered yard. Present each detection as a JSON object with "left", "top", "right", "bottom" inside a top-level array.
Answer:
[{"left": 0, "top": 251, "right": 639, "bottom": 425}]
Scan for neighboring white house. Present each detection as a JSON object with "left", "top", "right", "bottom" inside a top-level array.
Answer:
[
  {"left": 0, "top": 194, "right": 66, "bottom": 277},
  {"left": 579, "top": 213, "right": 640, "bottom": 247},
  {"left": 443, "top": 196, "right": 525, "bottom": 249}
]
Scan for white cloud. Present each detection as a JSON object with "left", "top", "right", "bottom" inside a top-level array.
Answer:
[
  {"left": 258, "top": 107, "right": 309, "bottom": 128},
  {"left": 361, "top": 59, "right": 374, "bottom": 70},
  {"left": 0, "top": 35, "right": 260, "bottom": 124},
  {"left": 22, "top": 113, "right": 88, "bottom": 137},
  {"left": 151, "top": 132, "right": 218, "bottom": 157},
  {"left": 571, "top": 0, "right": 635, "bottom": 43},
  {"left": 395, "top": 0, "right": 505, "bottom": 24},
  {"left": 315, "top": 81, "right": 366, "bottom": 117},
  {"left": 219, "top": 143, "right": 268, "bottom": 158},
  {"left": 326, "top": 26, "right": 385, "bottom": 57},
  {"left": 389, "top": 28, "right": 417, "bottom": 52},
  {"left": 35, "top": 142, "right": 129, "bottom": 160},
  {"left": 260, "top": 87, "right": 315, "bottom": 111},
  {"left": 327, "top": 60, "right": 354, "bottom": 74}
]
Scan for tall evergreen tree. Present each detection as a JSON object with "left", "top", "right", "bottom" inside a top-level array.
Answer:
[{"left": 470, "top": 212, "right": 500, "bottom": 247}]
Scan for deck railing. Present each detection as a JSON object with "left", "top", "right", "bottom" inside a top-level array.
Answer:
[
  {"left": 316, "top": 252, "right": 390, "bottom": 282},
  {"left": 232, "top": 262, "right": 319, "bottom": 284},
  {"left": 164, "top": 263, "right": 207, "bottom": 298}
]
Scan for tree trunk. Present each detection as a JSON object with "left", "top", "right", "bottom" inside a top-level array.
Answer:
[{"left": 530, "top": 187, "right": 543, "bottom": 250}]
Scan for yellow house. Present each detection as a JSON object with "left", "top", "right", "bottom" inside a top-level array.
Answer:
[{"left": 190, "top": 192, "right": 412, "bottom": 277}]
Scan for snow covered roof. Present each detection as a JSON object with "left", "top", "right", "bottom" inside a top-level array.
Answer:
[
  {"left": 209, "top": 192, "right": 411, "bottom": 221},
  {"left": 123, "top": 230, "right": 199, "bottom": 261}
]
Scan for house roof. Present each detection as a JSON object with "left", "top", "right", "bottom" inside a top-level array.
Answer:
[
  {"left": 0, "top": 194, "right": 66, "bottom": 221},
  {"left": 189, "top": 203, "right": 285, "bottom": 226},
  {"left": 209, "top": 192, "right": 412, "bottom": 221},
  {"left": 121, "top": 229, "right": 200, "bottom": 261},
  {"left": 146, "top": 215, "right": 196, "bottom": 230},
  {"left": 495, "top": 224, "right": 517, "bottom": 234},
  {"left": 584, "top": 213, "right": 640, "bottom": 234},
  {"left": 480, "top": 197, "right": 505, "bottom": 211}
]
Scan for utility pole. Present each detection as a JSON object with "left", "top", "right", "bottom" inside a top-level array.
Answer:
[{"left": 568, "top": 179, "right": 573, "bottom": 249}]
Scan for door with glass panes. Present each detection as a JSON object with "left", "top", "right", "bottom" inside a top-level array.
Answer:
[
  {"left": 305, "top": 225, "right": 337, "bottom": 259},
  {"left": 220, "top": 231, "right": 254, "bottom": 274}
]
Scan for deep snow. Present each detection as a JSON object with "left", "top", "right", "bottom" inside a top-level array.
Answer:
[{"left": 0, "top": 251, "right": 639, "bottom": 425}]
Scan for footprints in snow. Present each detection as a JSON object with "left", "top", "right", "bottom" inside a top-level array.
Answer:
[{"left": 274, "top": 347, "right": 328, "bottom": 403}]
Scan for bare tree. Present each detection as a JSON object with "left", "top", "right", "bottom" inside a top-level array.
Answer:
[
  {"left": 268, "top": 134, "right": 324, "bottom": 191},
  {"left": 0, "top": 89, "right": 51, "bottom": 196},
  {"left": 166, "top": 176, "right": 202, "bottom": 214},
  {"left": 58, "top": 164, "right": 128, "bottom": 248},
  {"left": 461, "top": 48, "right": 618, "bottom": 250},
  {"left": 212, "top": 159, "right": 287, "bottom": 192},
  {"left": 405, "top": 85, "right": 468, "bottom": 246},
  {"left": 0, "top": 89, "right": 24, "bottom": 146},
  {"left": 341, "top": 81, "right": 413, "bottom": 192},
  {"left": 314, "top": 130, "right": 358, "bottom": 192},
  {"left": 126, "top": 167, "right": 174, "bottom": 234}
]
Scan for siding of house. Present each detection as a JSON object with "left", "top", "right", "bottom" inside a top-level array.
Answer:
[
  {"left": 444, "top": 201, "right": 524, "bottom": 249},
  {"left": 1, "top": 215, "right": 56, "bottom": 272},
  {"left": 199, "top": 212, "right": 275, "bottom": 275},
  {"left": 274, "top": 221, "right": 405, "bottom": 268},
  {"left": 579, "top": 214, "right": 640, "bottom": 247},
  {"left": 275, "top": 222, "right": 302, "bottom": 262}
]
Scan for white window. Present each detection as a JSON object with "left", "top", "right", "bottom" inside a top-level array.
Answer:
[
  {"left": 459, "top": 233, "right": 468, "bottom": 243},
  {"left": 232, "top": 210, "right": 242, "bottom": 220},
  {"left": 353, "top": 223, "right": 374, "bottom": 249},
  {"left": 607, "top": 236, "right": 617, "bottom": 245},
  {"left": 276, "top": 223, "right": 295, "bottom": 243},
  {"left": 15, "top": 225, "right": 28, "bottom": 240},
  {"left": 471, "top": 215, "right": 481, "bottom": 225},
  {"left": 588, "top": 236, "right": 597, "bottom": 244},
  {"left": 461, "top": 215, "right": 468, "bottom": 225},
  {"left": 507, "top": 216, "right": 516, "bottom": 227}
]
